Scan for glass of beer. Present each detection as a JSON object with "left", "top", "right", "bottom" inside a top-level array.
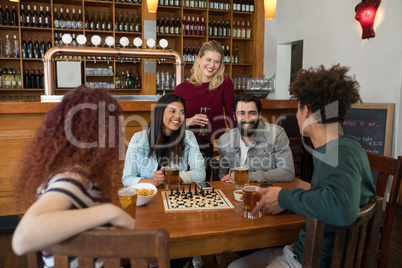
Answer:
[
  {"left": 199, "top": 107, "right": 210, "bottom": 136},
  {"left": 118, "top": 187, "right": 137, "bottom": 218},
  {"left": 241, "top": 186, "right": 262, "bottom": 219},
  {"left": 164, "top": 166, "right": 180, "bottom": 190},
  {"left": 230, "top": 166, "right": 249, "bottom": 189}
]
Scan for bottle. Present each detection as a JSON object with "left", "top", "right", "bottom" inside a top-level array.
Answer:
[
  {"left": 26, "top": 5, "right": 32, "bottom": 27},
  {"left": 45, "top": 6, "right": 51, "bottom": 28},
  {"left": 46, "top": 37, "right": 52, "bottom": 51},
  {"left": 4, "top": 4, "right": 11, "bottom": 25},
  {"left": 89, "top": 11, "right": 95, "bottom": 30},
  {"left": 21, "top": 36, "right": 27, "bottom": 58},
  {"left": 20, "top": 4, "right": 26, "bottom": 26},
  {"left": 123, "top": 13, "right": 128, "bottom": 32},
  {"left": 0, "top": 36, "right": 3, "bottom": 57},
  {"left": 135, "top": 13, "right": 141, "bottom": 32},
  {"left": 59, "top": 7, "right": 65, "bottom": 29},
  {"left": 170, "top": 16, "right": 175, "bottom": 35},
  {"left": 222, "top": 20, "right": 227, "bottom": 37},
  {"left": 77, "top": 9, "right": 83, "bottom": 29},
  {"left": 38, "top": 6, "right": 44, "bottom": 27},
  {"left": 225, "top": 45, "right": 230, "bottom": 63},
  {"left": 24, "top": 69, "right": 30, "bottom": 88},
  {"left": 32, "top": 5, "right": 38, "bottom": 27},
  {"left": 200, "top": 17, "right": 205, "bottom": 36},
  {"left": 156, "top": 15, "right": 160, "bottom": 34},
  {"left": 16, "top": 68, "right": 21, "bottom": 89},
  {"left": 120, "top": 71, "right": 125, "bottom": 88},
  {"left": 53, "top": 8, "right": 59, "bottom": 28},
  {"left": 175, "top": 17, "right": 181, "bottom": 35},
  {"left": 107, "top": 12, "right": 112, "bottom": 31},
  {"left": 250, "top": 0, "right": 254, "bottom": 13},
  {"left": 246, "top": 21, "right": 251, "bottom": 38},
  {"left": 10, "top": 68, "right": 16, "bottom": 89},
  {"left": 135, "top": 72, "right": 141, "bottom": 89},
  {"left": 226, "top": 20, "right": 231, "bottom": 37},
  {"left": 119, "top": 13, "right": 123, "bottom": 32},
  {"left": 196, "top": 17, "right": 200, "bottom": 36},
  {"left": 213, "top": 19, "right": 218, "bottom": 37},
  {"left": 13, "top": 35, "right": 19, "bottom": 57},
  {"left": 114, "top": 12, "right": 119, "bottom": 31},
  {"left": 33, "top": 36, "right": 39, "bottom": 58},
  {"left": 234, "top": 46, "right": 239, "bottom": 63},
  {"left": 65, "top": 8, "right": 71, "bottom": 29},
  {"left": 5, "top": 35, "right": 12, "bottom": 57},
  {"left": 12, "top": 4, "right": 18, "bottom": 26},
  {"left": 241, "top": 21, "right": 246, "bottom": 38},
  {"left": 164, "top": 16, "right": 170, "bottom": 35},
  {"left": 1, "top": 68, "right": 8, "bottom": 89},
  {"left": 101, "top": 11, "right": 106, "bottom": 31},
  {"left": 208, "top": 19, "right": 212, "bottom": 36},
  {"left": 96, "top": 11, "right": 101, "bottom": 30},
  {"left": 0, "top": 4, "right": 4, "bottom": 26},
  {"left": 71, "top": 9, "right": 78, "bottom": 29},
  {"left": 36, "top": 69, "right": 41, "bottom": 88},
  {"left": 129, "top": 69, "right": 134, "bottom": 88},
  {"left": 217, "top": 20, "right": 222, "bottom": 37},
  {"left": 159, "top": 16, "right": 165, "bottom": 34},
  {"left": 115, "top": 72, "right": 121, "bottom": 89},
  {"left": 182, "top": 44, "right": 187, "bottom": 62},
  {"left": 126, "top": 70, "right": 132, "bottom": 89},
  {"left": 30, "top": 69, "right": 36, "bottom": 88},
  {"left": 40, "top": 37, "right": 45, "bottom": 58},
  {"left": 237, "top": 20, "right": 241, "bottom": 38},
  {"left": 54, "top": 32, "right": 58, "bottom": 46},
  {"left": 84, "top": 10, "right": 89, "bottom": 30}
]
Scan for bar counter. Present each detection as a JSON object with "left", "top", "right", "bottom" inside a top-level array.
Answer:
[{"left": 0, "top": 99, "right": 298, "bottom": 216}]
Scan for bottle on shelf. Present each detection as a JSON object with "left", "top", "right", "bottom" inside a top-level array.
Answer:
[
  {"left": 89, "top": 10, "right": 95, "bottom": 30},
  {"left": 120, "top": 71, "right": 125, "bottom": 88},
  {"left": 246, "top": 21, "right": 252, "bottom": 38},
  {"left": 135, "top": 72, "right": 141, "bottom": 89},
  {"left": 115, "top": 72, "right": 121, "bottom": 89},
  {"left": 59, "top": 8, "right": 65, "bottom": 29},
  {"left": 4, "top": 4, "right": 10, "bottom": 26},
  {"left": 24, "top": 69, "right": 30, "bottom": 88},
  {"left": 5, "top": 35, "right": 12, "bottom": 58},
  {"left": 10, "top": 68, "right": 16, "bottom": 89},
  {"left": 250, "top": 0, "right": 254, "bottom": 13},
  {"left": 1, "top": 68, "right": 7, "bottom": 88},
  {"left": 107, "top": 12, "right": 112, "bottom": 31},
  {"left": 16, "top": 68, "right": 22, "bottom": 88},
  {"left": 65, "top": 8, "right": 71, "bottom": 29},
  {"left": 123, "top": 13, "right": 129, "bottom": 32},
  {"left": 72, "top": 9, "right": 78, "bottom": 29},
  {"left": 21, "top": 36, "right": 27, "bottom": 58},
  {"left": 164, "top": 16, "right": 170, "bottom": 35},
  {"left": 11, "top": 4, "right": 18, "bottom": 26},
  {"left": 170, "top": 16, "right": 175, "bottom": 35},
  {"left": 36, "top": 69, "right": 41, "bottom": 88},
  {"left": 126, "top": 71, "right": 132, "bottom": 89},
  {"left": 13, "top": 35, "right": 19, "bottom": 58},
  {"left": 0, "top": 36, "right": 3, "bottom": 57},
  {"left": 77, "top": 9, "right": 83, "bottom": 29},
  {"left": 38, "top": 6, "right": 44, "bottom": 27},
  {"left": 175, "top": 17, "right": 181, "bottom": 35},
  {"left": 189, "top": 16, "right": 194, "bottom": 36},
  {"left": 53, "top": 8, "right": 59, "bottom": 28},
  {"left": 101, "top": 11, "right": 107, "bottom": 31},
  {"left": 129, "top": 69, "right": 134, "bottom": 88},
  {"left": 45, "top": 6, "right": 51, "bottom": 28},
  {"left": 85, "top": 10, "right": 89, "bottom": 30},
  {"left": 233, "top": 46, "right": 239, "bottom": 63},
  {"left": 156, "top": 15, "right": 160, "bottom": 34},
  {"left": 225, "top": 45, "right": 230, "bottom": 63},
  {"left": 33, "top": 36, "right": 39, "bottom": 58},
  {"left": 26, "top": 5, "right": 32, "bottom": 27},
  {"left": 46, "top": 37, "right": 52, "bottom": 51},
  {"left": 96, "top": 11, "right": 101, "bottom": 31},
  {"left": 159, "top": 16, "right": 165, "bottom": 34},
  {"left": 54, "top": 33, "right": 58, "bottom": 46},
  {"left": 241, "top": 21, "right": 246, "bottom": 38},
  {"left": 40, "top": 37, "right": 46, "bottom": 58},
  {"left": 0, "top": 4, "right": 4, "bottom": 26},
  {"left": 20, "top": 4, "right": 26, "bottom": 27},
  {"left": 32, "top": 5, "right": 38, "bottom": 27},
  {"left": 118, "top": 13, "right": 124, "bottom": 32},
  {"left": 30, "top": 69, "right": 36, "bottom": 88}
]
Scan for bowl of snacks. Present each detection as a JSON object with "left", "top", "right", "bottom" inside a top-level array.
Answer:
[
  {"left": 128, "top": 183, "right": 158, "bottom": 206},
  {"left": 233, "top": 189, "right": 243, "bottom": 202}
]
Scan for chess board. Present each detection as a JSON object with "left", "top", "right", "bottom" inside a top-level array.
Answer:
[{"left": 161, "top": 188, "right": 234, "bottom": 213}]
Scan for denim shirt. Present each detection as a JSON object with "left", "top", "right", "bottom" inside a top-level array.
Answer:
[
  {"left": 122, "top": 130, "right": 206, "bottom": 186},
  {"left": 218, "top": 121, "right": 295, "bottom": 182}
]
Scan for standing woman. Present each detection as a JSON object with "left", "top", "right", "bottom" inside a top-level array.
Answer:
[
  {"left": 12, "top": 87, "right": 135, "bottom": 260},
  {"left": 122, "top": 93, "right": 205, "bottom": 187},
  {"left": 174, "top": 40, "right": 235, "bottom": 181}
]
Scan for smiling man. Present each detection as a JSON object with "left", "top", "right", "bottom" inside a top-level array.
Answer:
[{"left": 218, "top": 93, "right": 294, "bottom": 182}]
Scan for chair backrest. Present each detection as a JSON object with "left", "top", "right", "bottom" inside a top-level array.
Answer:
[
  {"left": 365, "top": 151, "right": 402, "bottom": 268},
  {"left": 211, "top": 157, "right": 220, "bottom": 181},
  {"left": 277, "top": 114, "right": 301, "bottom": 138},
  {"left": 302, "top": 196, "right": 383, "bottom": 268},
  {"left": 26, "top": 228, "right": 170, "bottom": 268}
]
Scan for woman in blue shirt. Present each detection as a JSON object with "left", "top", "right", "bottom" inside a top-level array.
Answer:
[{"left": 122, "top": 94, "right": 205, "bottom": 187}]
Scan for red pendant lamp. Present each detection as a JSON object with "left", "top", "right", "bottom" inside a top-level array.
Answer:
[{"left": 355, "top": 0, "right": 381, "bottom": 39}]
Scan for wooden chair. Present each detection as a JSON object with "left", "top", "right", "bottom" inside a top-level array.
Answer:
[
  {"left": 277, "top": 114, "right": 312, "bottom": 181},
  {"left": 365, "top": 151, "right": 402, "bottom": 268},
  {"left": 26, "top": 228, "right": 170, "bottom": 268},
  {"left": 211, "top": 157, "right": 220, "bottom": 181},
  {"left": 302, "top": 195, "right": 383, "bottom": 268}
]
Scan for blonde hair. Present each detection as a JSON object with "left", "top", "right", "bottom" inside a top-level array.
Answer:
[{"left": 188, "top": 40, "right": 225, "bottom": 91}]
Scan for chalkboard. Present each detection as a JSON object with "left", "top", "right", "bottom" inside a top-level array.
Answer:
[{"left": 342, "top": 103, "right": 394, "bottom": 156}]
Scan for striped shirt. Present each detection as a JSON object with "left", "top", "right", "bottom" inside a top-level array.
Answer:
[{"left": 38, "top": 177, "right": 104, "bottom": 268}]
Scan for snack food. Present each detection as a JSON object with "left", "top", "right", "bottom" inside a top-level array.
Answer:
[{"left": 137, "top": 188, "right": 155, "bottom": 196}]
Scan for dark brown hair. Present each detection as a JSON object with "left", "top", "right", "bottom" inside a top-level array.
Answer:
[
  {"left": 15, "top": 86, "right": 124, "bottom": 208},
  {"left": 289, "top": 64, "right": 362, "bottom": 124}
]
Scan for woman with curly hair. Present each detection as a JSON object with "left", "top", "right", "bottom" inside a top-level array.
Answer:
[
  {"left": 12, "top": 86, "right": 135, "bottom": 259},
  {"left": 174, "top": 40, "right": 235, "bottom": 181}
]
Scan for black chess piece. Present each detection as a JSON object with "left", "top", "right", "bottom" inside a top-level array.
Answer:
[
  {"left": 195, "top": 187, "right": 198, "bottom": 195},
  {"left": 211, "top": 187, "right": 215, "bottom": 193},
  {"left": 188, "top": 184, "right": 192, "bottom": 194},
  {"left": 175, "top": 188, "right": 180, "bottom": 196},
  {"left": 170, "top": 189, "right": 174, "bottom": 196},
  {"left": 182, "top": 187, "right": 185, "bottom": 194}
]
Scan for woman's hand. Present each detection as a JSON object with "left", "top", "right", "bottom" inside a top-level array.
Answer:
[
  {"left": 152, "top": 167, "right": 165, "bottom": 186},
  {"left": 186, "top": 114, "right": 209, "bottom": 128},
  {"left": 108, "top": 204, "right": 137, "bottom": 230}
]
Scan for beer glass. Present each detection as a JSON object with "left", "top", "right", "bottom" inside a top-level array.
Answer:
[
  {"left": 118, "top": 188, "right": 137, "bottom": 218},
  {"left": 229, "top": 156, "right": 249, "bottom": 189},
  {"left": 199, "top": 107, "right": 210, "bottom": 136},
  {"left": 241, "top": 186, "right": 262, "bottom": 219},
  {"left": 164, "top": 166, "right": 180, "bottom": 190}
]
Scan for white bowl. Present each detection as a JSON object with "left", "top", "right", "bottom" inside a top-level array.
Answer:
[
  {"left": 128, "top": 183, "right": 158, "bottom": 206},
  {"left": 234, "top": 190, "right": 243, "bottom": 202}
]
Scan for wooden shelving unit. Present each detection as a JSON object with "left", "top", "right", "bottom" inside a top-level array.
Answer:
[{"left": 0, "top": 0, "right": 264, "bottom": 101}]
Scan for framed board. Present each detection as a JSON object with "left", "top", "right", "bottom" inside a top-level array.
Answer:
[{"left": 343, "top": 103, "right": 395, "bottom": 156}]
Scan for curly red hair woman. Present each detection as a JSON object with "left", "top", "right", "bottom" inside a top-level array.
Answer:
[{"left": 12, "top": 86, "right": 135, "bottom": 258}]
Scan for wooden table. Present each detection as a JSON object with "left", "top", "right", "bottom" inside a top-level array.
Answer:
[{"left": 136, "top": 179, "right": 310, "bottom": 259}]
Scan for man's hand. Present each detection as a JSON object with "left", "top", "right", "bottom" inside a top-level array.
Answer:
[
  {"left": 152, "top": 167, "right": 165, "bottom": 186},
  {"left": 252, "top": 186, "right": 284, "bottom": 216}
]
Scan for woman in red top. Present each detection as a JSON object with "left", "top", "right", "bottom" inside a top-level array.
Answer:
[{"left": 174, "top": 40, "right": 235, "bottom": 181}]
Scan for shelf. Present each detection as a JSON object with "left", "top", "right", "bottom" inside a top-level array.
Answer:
[
  {"left": 209, "top": 9, "right": 231, "bottom": 14},
  {"left": 86, "top": 74, "right": 113, "bottom": 77},
  {"left": 85, "top": 30, "right": 114, "bottom": 34},
  {"left": 83, "top": 0, "right": 115, "bottom": 7},
  {"left": 21, "top": 27, "right": 52, "bottom": 32},
  {"left": 0, "top": 57, "right": 21, "bottom": 60},
  {"left": 232, "top": 37, "right": 253, "bottom": 41},
  {"left": 21, "top": 58, "right": 44, "bottom": 61},
  {"left": 114, "top": 2, "right": 142, "bottom": 8},
  {"left": 158, "top": 6, "right": 183, "bottom": 11},
  {"left": 114, "top": 31, "right": 142, "bottom": 35},
  {"left": 183, "top": 35, "right": 207, "bottom": 38},
  {"left": 0, "top": 25, "right": 19, "bottom": 30},
  {"left": 232, "top": 11, "right": 255, "bottom": 17},
  {"left": 53, "top": 28, "right": 84, "bottom": 32}
]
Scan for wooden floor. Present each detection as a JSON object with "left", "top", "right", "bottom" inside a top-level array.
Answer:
[{"left": 2, "top": 206, "right": 402, "bottom": 267}]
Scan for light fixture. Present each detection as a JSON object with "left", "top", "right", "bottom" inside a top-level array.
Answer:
[
  {"left": 355, "top": 0, "right": 381, "bottom": 39},
  {"left": 9, "top": 0, "right": 19, "bottom": 2},
  {"left": 147, "top": 0, "right": 158, "bottom": 13},
  {"left": 264, "top": 0, "right": 277, "bottom": 20}
]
